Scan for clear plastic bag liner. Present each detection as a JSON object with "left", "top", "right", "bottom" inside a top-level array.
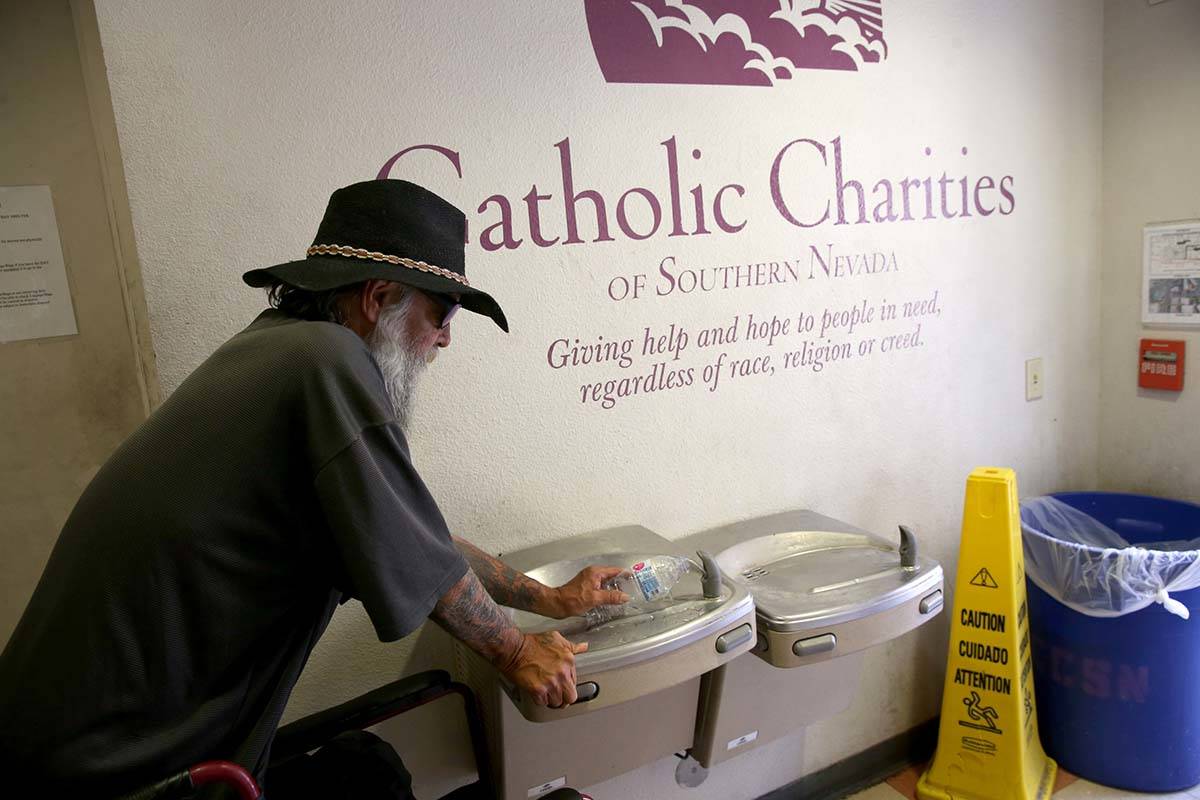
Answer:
[{"left": 1020, "top": 496, "right": 1200, "bottom": 620}]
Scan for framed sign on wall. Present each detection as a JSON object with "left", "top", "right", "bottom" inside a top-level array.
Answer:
[{"left": 1142, "top": 220, "right": 1200, "bottom": 326}]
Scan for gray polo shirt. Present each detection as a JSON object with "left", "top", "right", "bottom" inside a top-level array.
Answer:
[{"left": 0, "top": 309, "right": 468, "bottom": 794}]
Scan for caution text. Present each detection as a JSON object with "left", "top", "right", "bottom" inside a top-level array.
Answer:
[
  {"left": 960, "top": 639, "right": 1010, "bottom": 665},
  {"left": 954, "top": 667, "right": 1012, "bottom": 696},
  {"left": 961, "top": 608, "right": 1006, "bottom": 632}
]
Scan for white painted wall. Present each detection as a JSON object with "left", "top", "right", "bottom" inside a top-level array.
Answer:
[
  {"left": 1099, "top": 0, "right": 1200, "bottom": 504},
  {"left": 92, "top": 1, "right": 1103, "bottom": 797}
]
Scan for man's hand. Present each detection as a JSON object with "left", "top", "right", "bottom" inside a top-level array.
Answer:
[
  {"left": 549, "top": 566, "right": 631, "bottom": 619},
  {"left": 501, "top": 632, "right": 589, "bottom": 708},
  {"left": 431, "top": 568, "right": 594, "bottom": 708},
  {"left": 451, "top": 537, "right": 631, "bottom": 619}
]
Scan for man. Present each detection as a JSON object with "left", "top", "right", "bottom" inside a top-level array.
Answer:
[{"left": 0, "top": 180, "right": 627, "bottom": 797}]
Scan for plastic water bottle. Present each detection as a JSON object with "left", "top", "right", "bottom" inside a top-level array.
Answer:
[
  {"left": 583, "top": 556, "right": 697, "bottom": 627},
  {"left": 611, "top": 555, "right": 697, "bottom": 601}
]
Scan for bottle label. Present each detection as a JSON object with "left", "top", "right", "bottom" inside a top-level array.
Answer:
[{"left": 632, "top": 561, "right": 668, "bottom": 601}]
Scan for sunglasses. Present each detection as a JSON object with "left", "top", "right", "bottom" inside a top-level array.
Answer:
[{"left": 424, "top": 291, "right": 461, "bottom": 329}]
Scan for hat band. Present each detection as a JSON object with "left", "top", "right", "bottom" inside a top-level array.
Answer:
[{"left": 306, "top": 243, "right": 471, "bottom": 288}]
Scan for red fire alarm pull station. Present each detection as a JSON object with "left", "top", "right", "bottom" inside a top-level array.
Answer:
[{"left": 1139, "top": 339, "right": 1185, "bottom": 391}]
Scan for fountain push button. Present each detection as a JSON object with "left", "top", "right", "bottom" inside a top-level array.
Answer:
[
  {"left": 792, "top": 633, "right": 837, "bottom": 658},
  {"left": 715, "top": 623, "right": 753, "bottom": 654},
  {"left": 919, "top": 590, "right": 944, "bottom": 615}
]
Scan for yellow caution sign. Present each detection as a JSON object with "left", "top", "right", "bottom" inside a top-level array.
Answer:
[{"left": 917, "top": 467, "right": 1056, "bottom": 800}]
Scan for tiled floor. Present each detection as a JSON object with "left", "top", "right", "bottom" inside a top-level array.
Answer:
[{"left": 846, "top": 765, "right": 1200, "bottom": 800}]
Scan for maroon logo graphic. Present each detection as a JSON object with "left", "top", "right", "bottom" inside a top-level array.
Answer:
[{"left": 585, "top": 0, "right": 886, "bottom": 86}]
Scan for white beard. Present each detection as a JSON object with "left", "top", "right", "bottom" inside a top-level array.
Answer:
[{"left": 365, "top": 294, "right": 427, "bottom": 431}]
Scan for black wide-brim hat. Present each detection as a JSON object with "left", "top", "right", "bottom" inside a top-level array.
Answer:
[{"left": 243, "top": 180, "right": 508, "bottom": 331}]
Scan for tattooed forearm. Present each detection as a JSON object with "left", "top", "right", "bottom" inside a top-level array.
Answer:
[
  {"left": 431, "top": 569, "right": 525, "bottom": 672},
  {"left": 453, "top": 536, "right": 556, "bottom": 616}
]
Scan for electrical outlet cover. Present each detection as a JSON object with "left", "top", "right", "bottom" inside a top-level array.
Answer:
[{"left": 1025, "top": 358, "right": 1044, "bottom": 400}]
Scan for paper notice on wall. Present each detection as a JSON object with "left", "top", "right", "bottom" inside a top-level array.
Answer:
[
  {"left": 1143, "top": 220, "right": 1200, "bottom": 326},
  {"left": 0, "top": 185, "right": 78, "bottom": 342}
]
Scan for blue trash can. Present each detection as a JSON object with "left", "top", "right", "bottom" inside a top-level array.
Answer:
[{"left": 1022, "top": 492, "right": 1200, "bottom": 792}]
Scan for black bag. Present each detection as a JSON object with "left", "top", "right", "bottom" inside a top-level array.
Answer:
[{"left": 267, "top": 730, "right": 414, "bottom": 800}]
